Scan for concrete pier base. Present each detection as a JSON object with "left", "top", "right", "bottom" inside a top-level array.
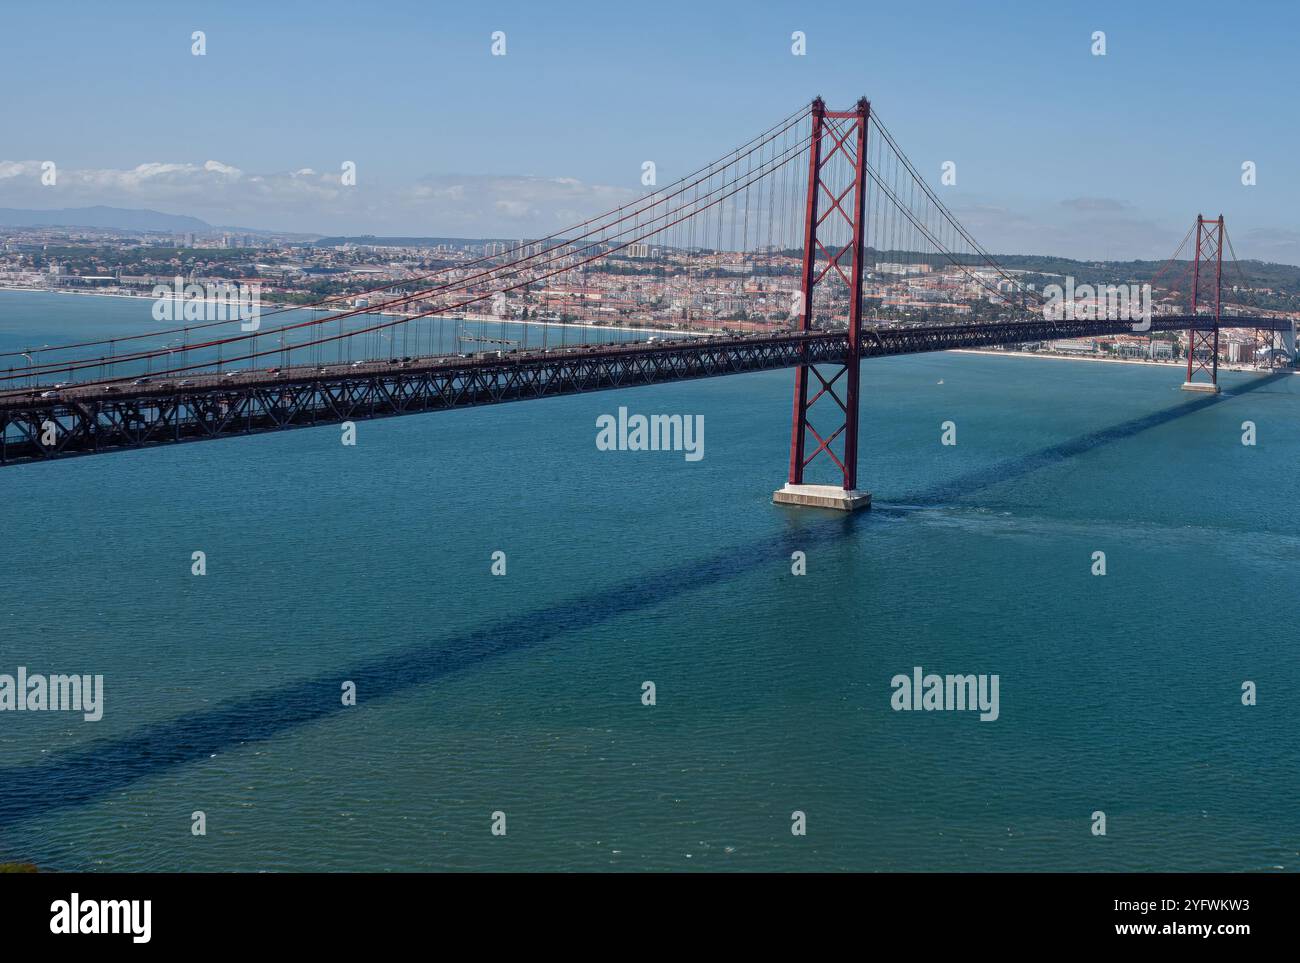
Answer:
[
  {"left": 772, "top": 483, "right": 872, "bottom": 512},
  {"left": 1181, "top": 381, "right": 1222, "bottom": 394}
]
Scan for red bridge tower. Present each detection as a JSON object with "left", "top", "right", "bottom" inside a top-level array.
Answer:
[
  {"left": 773, "top": 97, "right": 873, "bottom": 511},
  {"left": 1181, "top": 214, "right": 1224, "bottom": 393}
]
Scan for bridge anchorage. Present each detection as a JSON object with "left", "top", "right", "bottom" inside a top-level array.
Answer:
[{"left": 773, "top": 97, "right": 872, "bottom": 512}]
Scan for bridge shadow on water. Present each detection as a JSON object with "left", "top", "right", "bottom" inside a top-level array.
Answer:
[
  {"left": 0, "top": 372, "right": 1285, "bottom": 841},
  {"left": 887, "top": 370, "right": 1290, "bottom": 507},
  {"left": 0, "top": 513, "right": 864, "bottom": 838}
]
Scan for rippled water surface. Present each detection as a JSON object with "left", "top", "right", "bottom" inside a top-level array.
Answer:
[{"left": 2, "top": 291, "right": 1297, "bottom": 871}]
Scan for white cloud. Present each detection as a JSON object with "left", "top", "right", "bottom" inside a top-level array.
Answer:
[
  {"left": 0, "top": 159, "right": 638, "bottom": 237},
  {"left": 1, "top": 158, "right": 1296, "bottom": 265},
  {"left": 0, "top": 160, "right": 41, "bottom": 180},
  {"left": 399, "top": 174, "right": 636, "bottom": 234},
  {"left": 203, "top": 160, "right": 242, "bottom": 178},
  {"left": 1059, "top": 197, "right": 1131, "bottom": 213}
]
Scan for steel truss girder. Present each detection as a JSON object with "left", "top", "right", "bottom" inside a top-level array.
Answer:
[
  {"left": 0, "top": 313, "right": 1287, "bottom": 468},
  {"left": 0, "top": 337, "right": 846, "bottom": 466}
]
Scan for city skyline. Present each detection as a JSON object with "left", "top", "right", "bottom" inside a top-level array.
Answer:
[{"left": 3, "top": 0, "right": 1298, "bottom": 264}]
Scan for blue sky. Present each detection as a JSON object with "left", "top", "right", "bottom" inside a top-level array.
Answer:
[{"left": 2, "top": 0, "right": 1297, "bottom": 262}]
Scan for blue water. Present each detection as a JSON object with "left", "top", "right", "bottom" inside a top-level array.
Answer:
[
  {"left": 0, "top": 288, "right": 655, "bottom": 388},
  {"left": 1, "top": 290, "right": 1297, "bottom": 871}
]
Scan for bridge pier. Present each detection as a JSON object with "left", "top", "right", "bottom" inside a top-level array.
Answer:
[{"left": 773, "top": 483, "right": 871, "bottom": 512}]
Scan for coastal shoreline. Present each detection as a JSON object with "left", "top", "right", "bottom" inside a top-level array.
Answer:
[
  {"left": 949, "top": 348, "right": 1296, "bottom": 375},
  {"left": 0, "top": 286, "right": 683, "bottom": 338},
  {"left": 1, "top": 288, "right": 1291, "bottom": 365}
]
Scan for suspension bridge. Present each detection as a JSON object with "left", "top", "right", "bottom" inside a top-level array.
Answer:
[{"left": 0, "top": 97, "right": 1293, "bottom": 511}]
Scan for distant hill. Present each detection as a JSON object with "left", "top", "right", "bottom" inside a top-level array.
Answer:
[{"left": 0, "top": 206, "right": 213, "bottom": 233}]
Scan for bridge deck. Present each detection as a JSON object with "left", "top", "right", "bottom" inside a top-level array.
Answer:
[{"left": 1, "top": 315, "right": 1290, "bottom": 466}]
